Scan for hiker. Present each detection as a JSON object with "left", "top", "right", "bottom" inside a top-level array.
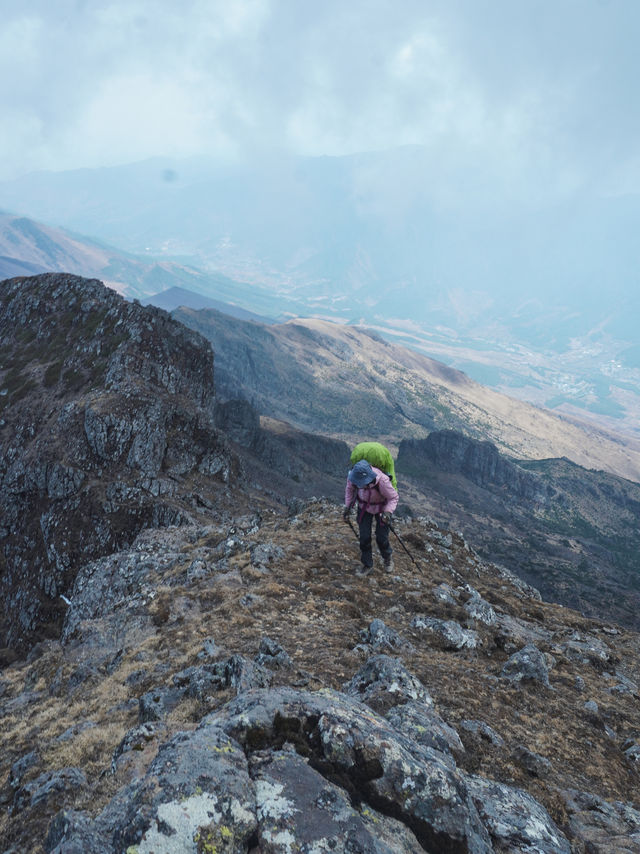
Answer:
[
  {"left": 349, "top": 441, "right": 397, "bottom": 488},
  {"left": 343, "top": 459, "right": 398, "bottom": 574}
]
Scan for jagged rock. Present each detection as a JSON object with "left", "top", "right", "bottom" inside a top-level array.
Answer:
[
  {"left": 411, "top": 615, "right": 480, "bottom": 650},
  {"left": 9, "top": 750, "right": 40, "bottom": 790},
  {"left": 467, "top": 775, "right": 571, "bottom": 853},
  {"left": 398, "top": 430, "right": 552, "bottom": 503},
  {"left": 623, "top": 742, "right": 640, "bottom": 764},
  {"left": 207, "top": 686, "right": 494, "bottom": 853},
  {"left": 117, "top": 725, "right": 257, "bottom": 852},
  {"left": 55, "top": 721, "right": 97, "bottom": 743},
  {"left": 358, "top": 618, "right": 413, "bottom": 652},
  {"left": 463, "top": 589, "right": 497, "bottom": 626},
  {"left": 46, "top": 809, "right": 113, "bottom": 854},
  {"left": 432, "top": 582, "right": 460, "bottom": 605},
  {"left": 197, "top": 637, "right": 218, "bottom": 659},
  {"left": 226, "top": 654, "right": 272, "bottom": 693},
  {"left": 250, "top": 747, "right": 424, "bottom": 853},
  {"left": 459, "top": 720, "right": 506, "bottom": 748},
  {"left": 13, "top": 767, "right": 87, "bottom": 813},
  {"left": 385, "top": 702, "right": 465, "bottom": 767},
  {"left": 343, "top": 654, "right": 434, "bottom": 714},
  {"left": 138, "top": 687, "right": 186, "bottom": 723},
  {"left": 559, "top": 632, "right": 614, "bottom": 669},
  {"left": 250, "top": 542, "right": 285, "bottom": 570},
  {"left": 255, "top": 637, "right": 293, "bottom": 670},
  {"left": 494, "top": 612, "right": 552, "bottom": 647},
  {"left": 186, "top": 557, "right": 209, "bottom": 581},
  {"left": 112, "top": 723, "right": 163, "bottom": 773},
  {"left": 562, "top": 789, "right": 640, "bottom": 853},
  {"left": 500, "top": 643, "right": 551, "bottom": 686},
  {"left": 0, "top": 273, "right": 236, "bottom": 651},
  {"left": 609, "top": 670, "right": 639, "bottom": 696},
  {"left": 511, "top": 744, "right": 553, "bottom": 778},
  {"left": 172, "top": 664, "right": 228, "bottom": 699}
]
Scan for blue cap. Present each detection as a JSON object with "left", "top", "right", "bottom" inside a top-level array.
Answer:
[{"left": 348, "top": 460, "right": 375, "bottom": 488}]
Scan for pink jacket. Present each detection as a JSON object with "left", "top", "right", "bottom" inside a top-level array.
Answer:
[{"left": 345, "top": 466, "right": 399, "bottom": 515}]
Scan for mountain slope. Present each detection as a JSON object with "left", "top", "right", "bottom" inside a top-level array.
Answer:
[
  {"left": 0, "top": 212, "right": 273, "bottom": 313},
  {"left": 2, "top": 273, "right": 640, "bottom": 851},
  {"left": 1, "top": 501, "right": 640, "bottom": 851},
  {"left": 142, "top": 285, "right": 274, "bottom": 323},
  {"left": 398, "top": 430, "right": 640, "bottom": 631},
  {"left": 173, "top": 307, "right": 640, "bottom": 483},
  {"left": 0, "top": 273, "right": 346, "bottom": 652}
]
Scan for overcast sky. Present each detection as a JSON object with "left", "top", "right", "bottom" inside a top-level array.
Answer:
[{"left": 2, "top": 0, "right": 639, "bottom": 206}]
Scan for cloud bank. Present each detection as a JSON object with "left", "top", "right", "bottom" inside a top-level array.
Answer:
[{"left": 1, "top": 0, "right": 639, "bottom": 208}]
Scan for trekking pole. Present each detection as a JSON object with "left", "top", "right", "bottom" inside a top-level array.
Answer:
[
  {"left": 388, "top": 523, "right": 419, "bottom": 566},
  {"left": 342, "top": 504, "right": 359, "bottom": 540},
  {"left": 345, "top": 517, "right": 359, "bottom": 539}
]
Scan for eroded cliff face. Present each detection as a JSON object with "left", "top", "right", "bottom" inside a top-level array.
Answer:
[
  {"left": 398, "top": 430, "right": 553, "bottom": 504},
  {"left": 0, "top": 273, "right": 236, "bottom": 651}
]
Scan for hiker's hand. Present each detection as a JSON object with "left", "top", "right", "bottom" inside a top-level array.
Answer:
[
  {"left": 342, "top": 505, "right": 351, "bottom": 520},
  {"left": 381, "top": 512, "right": 392, "bottom": 525}
]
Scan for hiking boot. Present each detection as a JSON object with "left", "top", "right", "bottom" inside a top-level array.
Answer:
[
  {"left": 356, "top": 564, "right": 373, "bottom": 577},
  {"left": 384, "top": 558, "right": 394, "bottom": 573}
]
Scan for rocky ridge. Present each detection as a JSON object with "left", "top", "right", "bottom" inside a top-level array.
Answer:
[
  {"left": 0, "top": 274, "right": 351, "bottom": 654},
  {"left": 0, "top": 273, "right": 239, "bottom": 652},
  {"left": 172, "top": 306, "right": 640, "bottom": 483},
  {"left": 1, "top": 502, "right": 639, "bottom": 852},
  {"left": 2, "top": 273, "right": 640, "bottom": 852},
  {"left": 398, "top": 431, "right": 640, "bottom": 631}
]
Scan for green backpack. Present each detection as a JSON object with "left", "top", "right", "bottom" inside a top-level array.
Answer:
[{"left": 350, "top": 442, "right": 397, "bottom": 489}]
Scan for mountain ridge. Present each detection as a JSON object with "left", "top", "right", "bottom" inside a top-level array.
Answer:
[
  {"left": 173, "top": 306, "right": 640, "bottom": 484},
  {"left": 1, "top": 273, "right": 640, "bottom": 851}
]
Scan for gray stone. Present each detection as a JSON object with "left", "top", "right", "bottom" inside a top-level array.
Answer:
[
  {"left": 13, "top": 767, "right": 87, "bottom": 813},
  {"left": 511, "top": 744, "right": 553, "bottom": 777},
  {"left": 115, "top": 725, "right": 257, "bottom": 853},
  {"left": 501, "top": 643, "right": 550, "bottom": 686},
  {"left": 459, "top": 719, "right": 505, "bottom": 748},
  {"left": 358, "top": 618, "right": 413, "bottom": 652},
  {"left": 55, "top": 721, "right": 97, "bottom": 743},
  {"left": 208, "top": 686, "right": 493, "bottom": 853},
  {"left": 251, "top": 748, "right": 424, "bottom": 853},
  {"left": 46, "top": 809, "right": 113, "bottom": 854},
  {"left": 112, "top": 723, "right": 162, "bottom": 772},
  {"left": 250, "top": 542, "right": 285, "bottom": 569},
  {"left": 172, "top": 664, "right": 228, "bottom": 699},
  {"left": 463, "top": 589, "right": 497, "bottom": 626},
  {"left": 562, "top": 789, "right": 640, "bottom": 853},
  {"left": 411, "top": 615, "right": 480, "bottom": 650},
  {"left": 432, "top": 582, "right": 459, "bottom": 605},
  {"left": 467, "top": 774, "right": 571, "bottom": 853},
  {"left": 385, "top": 701, "right": 465, "bottom": 767},
  {"left": 9, "top": 750, "right": 39, "bottom": 790},
  {"left": 624, "top": 743, "right": 640, "bottom": 764},
  {"left": 560, "top": 633, "right": 614, "bottom": 668},
  {"left": 138, "top": 686, "right": 185, "bottom": 722},
  {"left": 344, "top": 654, "right": 434, "bottom": 714},
  {"left": 255, "top": 636, "right": 293, "bottom": 670}
]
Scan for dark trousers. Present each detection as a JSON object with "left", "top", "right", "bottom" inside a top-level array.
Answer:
[{"left": 358, "top": 511, "right": 392, "bottom": 567}]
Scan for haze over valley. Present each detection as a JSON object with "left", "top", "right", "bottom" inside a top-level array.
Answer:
[{"left": 3, "top": 4, "right": 640, "bottom": 849}]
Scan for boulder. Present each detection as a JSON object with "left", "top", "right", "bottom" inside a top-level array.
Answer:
[{"left": 500, "top": 644, "right": 550, "bottom": 687}]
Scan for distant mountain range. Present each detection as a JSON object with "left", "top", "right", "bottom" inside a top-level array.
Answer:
[
  {"left": 0, "top": 212, "right": 283, "bottom": 318},
  {"left": 172, "top": 305, "right": 640, "bottom": 483},
  {"left": 1, "top": 153, "right": 639, "bottom": 436}
]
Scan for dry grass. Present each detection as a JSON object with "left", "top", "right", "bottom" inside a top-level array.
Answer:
[{"left": 2, "top": 501, "right": 640, "bottom": 851}]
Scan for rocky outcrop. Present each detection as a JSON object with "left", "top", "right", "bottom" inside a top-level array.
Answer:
[
  {"left": 1, "top": 504, "right": 640, "bottom": 851},
  {"left": 398, "top": 430, "right": 553, "bottom": 504},
  {"left": 0, "top": 273, "right": 236, "bottom": 651}
]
